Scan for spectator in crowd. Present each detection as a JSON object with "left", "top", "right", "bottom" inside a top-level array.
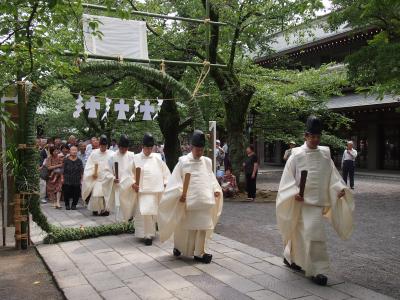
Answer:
[
  {"left": 67, "top": 135, "right": 77, "bottom": 148},
  {"left": 222, "top": 141, "right": 230, "bottom": 170},
  {"left": 46, "top": 145, "right": 64, "bottom": 209},
  {"left": 62, "top": 145, "right": 84, "bottom": 210},
  {"left": 60, "top": 144, "right": 70, "bottom": 159},
  {"left": 283, "top": 141, "right": 296, "bottom": 162},
  {"left": 220, "top": 168, "right": 238, "bottom": 198},
  {"left": 215, "top": 140, "right": 225, "bottom": 170},
  {"left": 243, "top": 144, "right": 258, "bottom": 202},
  {"left": 154, "top": 143, "right": 166, "bottom": 162},
  {"left": 181, "top": 143, "right": 190, "bottom": 155},
  {"left": 85, "top": 136, "right": 98, "bottom": 161},
  {"left": 342, "top": 141, "right": 358, "bottom": 189},
  {"left": 53, "top": 137, "right": 62, "bottom": 149},
  {"left": 77, "top": 142, "right": 87, "bottom": 168},
  {"left": 109, "top": 138, "right": 119, "bottom": 152},
  {"left": 38, "top": 138, "right": 48, "bottom": 168},
  {"left": 38, "top": 139, "right": 48, "bottom": 204}
]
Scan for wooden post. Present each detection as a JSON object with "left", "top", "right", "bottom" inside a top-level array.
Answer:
[
  {"left": 209, "top": 121, "right": 216, "bottom": 174},
  {"left": 14, "top": 194, "right": 21, "bottom": 249},
  {"left": 1, "top": 89, "right": 18, "bottom": 246},
  {"left": 14, "top": 193, "right": 28, "bottom": 249}
]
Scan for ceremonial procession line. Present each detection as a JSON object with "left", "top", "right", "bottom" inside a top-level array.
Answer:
[{"left": 30, "top": 205, "right": 394, "bottom": 300}]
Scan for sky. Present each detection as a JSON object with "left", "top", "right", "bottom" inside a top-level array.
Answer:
[{"left": 317, "top": 0, "right": 333, "bottom": 16}]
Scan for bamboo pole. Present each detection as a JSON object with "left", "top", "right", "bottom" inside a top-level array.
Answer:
[
  {"left": 61, "top": 50, "right": 227, "bottom": 69},
  {"left": 81, "top": 3, "right": 227, "bottom": 26},
  {"left": 205, "top": 0, "right": 210, "bottom": 61}
]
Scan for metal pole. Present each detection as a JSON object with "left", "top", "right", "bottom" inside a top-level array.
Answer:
[
  {"left": 81, "top": 3, "right": 227, "bottom": 26},
  {"left": 61, "top": 50, "right": 228, "bottom": 68}
]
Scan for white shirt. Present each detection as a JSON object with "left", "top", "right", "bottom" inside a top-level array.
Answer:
[
  {"left": 85, "top": 144, "right": 93, "bottom": 161},
  {"left": 109, "top": 145, "right": 119, "bottom": 152},
  {"left": 342, "top": 149, "right": 357, "bottom": 161}
]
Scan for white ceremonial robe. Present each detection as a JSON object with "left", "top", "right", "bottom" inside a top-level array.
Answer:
[
  {"left": 276, "top": 143, "right": 354, "bottom": 276},
  {"left": 107, "top": 151, "right": 137, "bottom": 221},
  {"left": 82, "top": 149, "right": 114, "bottom": 213},
  {"left": 158, "top": 153, "right": 223, "bottom": 257},
  {"left": 133, "top": 152, "right": 170, "bottom": 238}
]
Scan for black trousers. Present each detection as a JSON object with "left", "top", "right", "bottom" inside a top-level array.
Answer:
[
  {"left": 245, "top": 173, "right": 257, "bottom": 198},
  {"left": 63, "top": 184, "right": 81, "bottom": 207},
  {"left": 342, "top": 160, "right": 355, "bottom": 188}
]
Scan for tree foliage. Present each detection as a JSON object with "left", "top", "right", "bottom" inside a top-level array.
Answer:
[
  {"left": 328, "top": 0, "right": 400, "bottom": 96},
  {"left": 246, "top": 63, "right": 351, "bottom": 150}
]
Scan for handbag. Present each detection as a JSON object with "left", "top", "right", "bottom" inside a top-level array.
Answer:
[{"left": 40, "top": 165, "right": 49, "bottom": 180}]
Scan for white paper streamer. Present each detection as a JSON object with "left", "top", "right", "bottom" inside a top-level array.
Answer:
[
  {"left": 140, "top": 100, "right": 155, "bottom": 121},
  {"left": 73, "top": 93, "right": 84, "bottom": 118},
  {"left": 152, "top": 97, "right": 164, "bottom": 120},
  {"left": 101, "top": 97, "right": 112, "bottom": 120},
  {"left": 85, "top": 96, "right": 100, "bottom": 118},
  {"left": 129, "top": 98, "right": 141, "bottom": 121},
  {"left": 114, "top": 98, "right": 129, "bottom": 120}
]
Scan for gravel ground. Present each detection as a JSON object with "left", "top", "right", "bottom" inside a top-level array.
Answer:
[
  {"left": 216, "top": 172, "right": 400, "bottom": 299},
  {"left": 0, "top": 247, "right": 63, "bottom": 300}
]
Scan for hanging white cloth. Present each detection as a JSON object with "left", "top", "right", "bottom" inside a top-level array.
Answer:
[{"left": 83, "top": 14, "right": 149, "bottom": 60}]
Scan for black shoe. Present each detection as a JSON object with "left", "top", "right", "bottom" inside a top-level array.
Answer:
[
  {"left": 283, "top": 258, "right": 302, "bottom": 271},
  {"left": 71, "top": 205, "right": 77, "bottom": 210},
  {"left": 311, "top": 274, "right": 328, "bottom": 286},
  {"left": 100, "top": 211, "right": 110, "bottom": 216},
  {"left": 351, "top": 187, "right": 354, "bottom": 190},
  {"left": 144, "top": 238, "right": 152, "bottom": 246},
  {"left": 194, "top": 253, "right": 213, "bottom": 264},
  {"left": 66, "top": 206, "right": 71, "bottom": 210},
  {"left": 173, "top": 248, "right": 181, "bottom": 257},
  {"left": 92, "top": 211, "right": 99, "bottom": 216}
]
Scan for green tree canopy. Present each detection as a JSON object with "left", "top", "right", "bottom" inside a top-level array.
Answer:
[{"left": 328, "top": 0, "right": 400, "bottom": 96}]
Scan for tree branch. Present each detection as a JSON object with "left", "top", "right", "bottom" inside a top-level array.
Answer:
[{"left": 26, "top": 1, "right": 39, "bottom": 74}]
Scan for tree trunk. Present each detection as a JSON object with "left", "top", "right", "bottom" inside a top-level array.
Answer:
[
  {"left": 223, "top": 85, "right": 255, "bottom": 182},
  {"left": 158, "top": 93, "right": 182, "bottom": 171}
]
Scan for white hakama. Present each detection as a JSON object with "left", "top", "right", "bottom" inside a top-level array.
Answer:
[
  {"left": 276, "top": 143, "right": 354, "bottom": 276},
  {"left": 107, "top": 150, "right": 137, "bottom": 221},
  {"left": 82, "top": 149, "right": 114, "bottom": 213},
  {"left": 133, "top": 152, "right": 170, "bottom": 239},
  {"left": 158, "top": 153, "right": 223, "bottom": 257}
]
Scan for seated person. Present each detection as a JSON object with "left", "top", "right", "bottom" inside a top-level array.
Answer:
[{"left": 220, "top": 168, "right": 238, "bottom": 198}]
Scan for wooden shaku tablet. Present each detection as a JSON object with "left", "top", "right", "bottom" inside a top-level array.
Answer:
[
  {"left": 135, "top": 167, "right": 141, "bottom": 186},
  {"left": 299, "top": 170, "right": 308, "bottom": 198},
  {"left": 182, "top": 173, "right": 191, "bottom": 197}
]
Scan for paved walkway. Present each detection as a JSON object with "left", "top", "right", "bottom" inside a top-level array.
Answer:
[
  {"left": 29, "top": 205, "right": 394, "bottom": 300},
  {"left": 259, "top": 165, "right": 400, "bottom": 180}
]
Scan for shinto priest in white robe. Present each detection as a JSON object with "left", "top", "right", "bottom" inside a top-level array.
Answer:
[
  {"left": 276, "top": 142, "right": 354, "bottom": 276},
  {"left": 133, "top": 152, "right": 170, "bottom": 238},
  {"left": 82, "top": 148, "right": 114, "bottom": 213},
  {"left": 158, "top": 152, "right": 223, "bottom": 257},
  {"left": 107, "top": 150, "right": 137, "bottom": 221}
]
